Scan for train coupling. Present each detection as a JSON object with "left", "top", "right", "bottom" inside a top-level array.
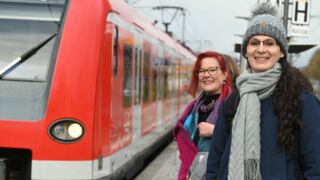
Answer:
[{"left": 0, "top": 158, "right": 7, "bottom": 180}]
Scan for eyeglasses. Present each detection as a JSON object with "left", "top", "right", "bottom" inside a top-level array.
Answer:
[
  {"left": 248, "top": 38, "right": 278, "bottom": 48},
  {"left": 197, "top": 67, "right": 219, "bottom": 77}
]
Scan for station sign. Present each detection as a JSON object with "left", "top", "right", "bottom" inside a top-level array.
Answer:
[
  {"left": 291, "top": 0, "right": 310, "bottom": 25},
  {"left": 288, "top": 24, "right": 309, "bottom": 37},
  {"left": 287, "top": 0, "right": 311, "bottom": 37}
]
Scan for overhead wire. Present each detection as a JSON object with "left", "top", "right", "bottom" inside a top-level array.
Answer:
[{"left": 131, "top": 0, "right": 209, "bottom": 52}]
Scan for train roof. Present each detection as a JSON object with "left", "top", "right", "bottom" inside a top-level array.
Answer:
[{"left": 107, "top": 0, "right": 196, "bottom": 60}]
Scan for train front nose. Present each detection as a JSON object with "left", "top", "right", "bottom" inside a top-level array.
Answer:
[{"left": 0, "top": 1, "right": 68, "bottom": 178}]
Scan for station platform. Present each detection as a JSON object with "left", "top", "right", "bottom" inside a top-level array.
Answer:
[{"left": 135, "top": 141, "right": 180, "bottom": 180}]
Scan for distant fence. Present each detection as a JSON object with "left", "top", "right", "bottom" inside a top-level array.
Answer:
[{"left": 310, "top": 79, "right": 320, "bottom": 99}]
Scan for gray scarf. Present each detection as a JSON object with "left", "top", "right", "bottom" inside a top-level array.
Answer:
[{"left": 228, "top": 63, "right": 282, "bottom": 180}]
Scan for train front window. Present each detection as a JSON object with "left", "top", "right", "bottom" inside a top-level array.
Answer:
[{"left": 0, "top": 0, "right": 67, "bottom": 81}]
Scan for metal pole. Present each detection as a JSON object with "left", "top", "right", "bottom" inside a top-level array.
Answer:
[
  {"left": 153, "top": 6, "right": 186, "bottom": 42},
  {"left": 282, "top": 0, "right": 292, "bottom": 62},
  {"left": 283, "top": 0, "right": 290, "bottom": 33}
]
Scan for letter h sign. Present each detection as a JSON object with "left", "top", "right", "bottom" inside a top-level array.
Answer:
[{"left": 292, "top": 0, "right": 311, "bottom": 25}]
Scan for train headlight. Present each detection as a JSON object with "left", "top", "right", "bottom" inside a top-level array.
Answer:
[{"left": 49, "top": 119, "right": 85, "bottom": 143}]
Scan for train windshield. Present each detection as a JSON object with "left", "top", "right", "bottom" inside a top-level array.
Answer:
[{"left": 0, "top": 0, "right": 67, "bottom": 81}]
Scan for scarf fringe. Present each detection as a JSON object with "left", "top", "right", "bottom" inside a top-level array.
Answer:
[{"left": 244, "top": 159, "right": 261, "bottom": 180}]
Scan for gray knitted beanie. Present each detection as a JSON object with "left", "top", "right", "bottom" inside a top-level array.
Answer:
[{"left": 242, "top": 3, "right": 288, "bottom": 58}]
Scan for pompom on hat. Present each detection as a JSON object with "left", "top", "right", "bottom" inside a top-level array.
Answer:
[{"left": 242, "top": 3, "right": 288, "bottom": 58}]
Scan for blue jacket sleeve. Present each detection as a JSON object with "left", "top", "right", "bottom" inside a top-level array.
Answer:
[
  {"left": 206, "top": 101, "right": 229, "bottom": 180},
  {"left": 300, "top": 92, "right": 320, "bottom": 179}
]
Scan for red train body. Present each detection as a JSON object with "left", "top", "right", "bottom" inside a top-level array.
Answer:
[{"left": 0, "top": 0, "right": 195, "bottom": 179}]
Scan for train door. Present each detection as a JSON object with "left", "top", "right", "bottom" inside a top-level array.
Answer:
[
  {"left": 179, "top": 55, "right": 189, "bottom": 106},
  {"left": 122, "top": 42, "right": 134, "bottom": 146},
  {"left": 110, "top": 26, "right": 134, "bottom": 151},
  {"left": 161, "top": 50, "right": 178, "bottom": 123},
  {"left": 169, "top": 54, "right": 178, "bottom": 121},
  {"left": 132, "top": 30, "right": 142, "bottom": 141},
  {"left": 141, "top": 41, "right": 157, "bottom": 135},
  {"left": 161, "top": 51, "right": 171, "bottom": 123},
  {"left": 109, "top": 25, "right": 122, "bottom": 152},
  {"left": 156, "top": 44, "right": 165, "bottom": 126},
  {"left": 176, "top": 54, "right": 182, "bottom": 115}
]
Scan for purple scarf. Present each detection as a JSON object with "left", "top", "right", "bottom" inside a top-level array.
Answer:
[{"left": 192, "top": 87, "right": 231, "bottom": 124}]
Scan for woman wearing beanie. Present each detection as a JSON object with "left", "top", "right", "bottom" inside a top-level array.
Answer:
[
  {"left": 206, "top": 3, "right": 320, "bottom": 180},
  {"left": 174, "top": 51, "right": 232, "bottom": 180}
]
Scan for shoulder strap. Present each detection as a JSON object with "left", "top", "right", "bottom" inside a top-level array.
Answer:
[{"left": 225, "top": 89, "right": 240, "bottom": 133}]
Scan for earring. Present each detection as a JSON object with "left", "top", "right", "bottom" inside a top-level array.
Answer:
[{"left": 222, "top": 80, "right": 226, "bottom": 85}]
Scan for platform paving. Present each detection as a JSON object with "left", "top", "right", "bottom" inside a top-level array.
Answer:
[{"left": 135, "top": 141, "right": 180, "bottom": 180}]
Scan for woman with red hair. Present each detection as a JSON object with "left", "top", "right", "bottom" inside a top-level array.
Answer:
[{"left": 174, "top": 51, "right": 233, "bottom": 180}]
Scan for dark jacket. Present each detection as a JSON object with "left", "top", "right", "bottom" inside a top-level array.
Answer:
[{"left": 206, "top": 91, "right": 320, "bottom": 180}]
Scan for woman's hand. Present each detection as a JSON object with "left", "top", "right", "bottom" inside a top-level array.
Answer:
[{"left": 198, "top": 122, "right": 215, "bottom": 137}]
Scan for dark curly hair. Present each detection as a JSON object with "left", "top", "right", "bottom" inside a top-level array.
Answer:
[{"left": 273, "top": 58, "right": 313, "bottom": 157}]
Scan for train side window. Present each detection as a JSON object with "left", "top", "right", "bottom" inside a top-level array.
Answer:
[
  {"left": 143, "top": 52, "right": 150, "bottom": 103},
  {"left": 137, "top": 50, "right": 142, "bottom": 104},
  {"left": 134, "top": 47, "right": 141, "bottom": 105},
  {"left": 173, "top": 63, "right": 178, "bottom": 97},
  {"left": 113, "top": 26, "right": 119, "bottom": 76},
  {"left": 152, "top": 55, "right": 158, "bottom": 102},
  {"left": 134, "top": 47, "right": 138, "bottom": 103},
  {"left": 123, "top": 44, "right": 133, "bottom": 107},
  {"left": 163, "top": 59, "right": 169, "bottom": 99},
  {"left": 157, "top": 57, "right": 164, "bottom": 100}
]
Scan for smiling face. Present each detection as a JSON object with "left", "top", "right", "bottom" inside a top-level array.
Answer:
[
  {"left": 246, "top": 35, "right": 284, "bottom": 73},
  {"left": 197, "top": 57, "right": 227, "bottom": 95}
]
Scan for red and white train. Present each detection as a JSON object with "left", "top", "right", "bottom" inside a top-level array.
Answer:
[{"left": 0, "top": 0, "right": 195, "bottom": 179}]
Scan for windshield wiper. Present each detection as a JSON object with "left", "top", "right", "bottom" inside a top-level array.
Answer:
[{"left": 0, "top": 33, "right": 58, "bottom": 79}]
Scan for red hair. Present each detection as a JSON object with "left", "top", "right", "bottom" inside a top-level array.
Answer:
[{"left": 188, "top": 51, "right": 232, "bottom": 98}]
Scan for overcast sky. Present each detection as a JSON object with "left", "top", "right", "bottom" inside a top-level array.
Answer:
[{"left": 128, "top": 0, "right": 319, "bottom": 67}]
